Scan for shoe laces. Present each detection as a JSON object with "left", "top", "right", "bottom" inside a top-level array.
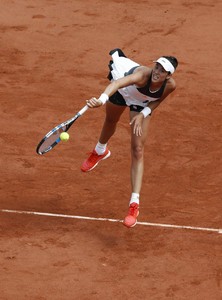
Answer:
[
  {"left": 128, "top": 203, "right": 139, "bottom": 217},
  {"left": 86, "top": 150, "right": 100, "bottom": 163}
]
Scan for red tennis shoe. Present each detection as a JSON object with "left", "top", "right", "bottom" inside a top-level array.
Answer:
[
  {"left": 81, "top": 148, "right": 111, "bottom": 172},
  {"left": 123, "top": 202, "right": 139, "bottom": 228}
]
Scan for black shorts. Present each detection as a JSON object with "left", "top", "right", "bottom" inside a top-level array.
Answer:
[{"left": 109, "top": 91, "right": 145, "bottom": 113}]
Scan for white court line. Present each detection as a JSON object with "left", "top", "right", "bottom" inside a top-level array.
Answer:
[{"left": 1, "top": 209, "right": 222, "bottom": 234}]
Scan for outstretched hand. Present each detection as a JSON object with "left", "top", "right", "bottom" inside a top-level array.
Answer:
[
  {"left": 86, "top": 97, "right": 103, "bottom": 108},
  {"left": 130, "top": 113, "right": 144, "bottom": 136}
]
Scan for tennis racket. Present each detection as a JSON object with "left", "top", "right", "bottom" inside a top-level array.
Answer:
[{"left": 36, "top": 105, "right": 89, "bottom": 155}]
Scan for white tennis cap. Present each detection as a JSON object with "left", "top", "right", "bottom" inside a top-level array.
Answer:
[{"left": 154, "top": 57, "right": 175, "bottom": 74}]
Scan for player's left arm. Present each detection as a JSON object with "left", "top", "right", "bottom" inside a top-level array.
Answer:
[
  {"left": 130, "top": 78, "right": 176, "bottom": 136},
  {"left": 148, "top": 78, "right": 176, "bottom": 112}
]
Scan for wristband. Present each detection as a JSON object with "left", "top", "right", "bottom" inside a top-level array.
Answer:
[
  {"left": 141, "top": 107, "right": 151, "bottom": 118},
  {"left": 98, "top": 93, "right": 109, "bottom": 105}
]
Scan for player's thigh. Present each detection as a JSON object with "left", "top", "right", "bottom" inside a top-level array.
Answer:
[
  {"left": 130, "top": 111, "right": 151, "bottom": 147},
  {"left": 105, "top": 101, "right": 126, "bottom": 123}
]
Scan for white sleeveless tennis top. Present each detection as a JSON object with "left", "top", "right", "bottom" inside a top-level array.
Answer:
[{"left": 110, "top": 51, "right": 166, "bottom": 107}]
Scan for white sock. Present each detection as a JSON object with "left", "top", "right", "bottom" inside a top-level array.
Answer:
[
  {"left": 129, "top": 193, "right": 140, "bottom": 205},
  {"left": 95, "top": 142, "right": 107, "bottom": 155}
]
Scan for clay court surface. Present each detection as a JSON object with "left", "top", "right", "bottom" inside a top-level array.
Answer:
[{"left": 1, "top": 0, "right": 222, "bottom": 299}]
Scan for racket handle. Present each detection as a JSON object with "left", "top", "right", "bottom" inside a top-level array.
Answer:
[{"left": 79, "top": 105, "right": 89, "bottom": 116}]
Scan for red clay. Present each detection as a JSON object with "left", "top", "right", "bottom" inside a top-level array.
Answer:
[{"left": 1, "top": 0, "right": 222, "bottom": 299}]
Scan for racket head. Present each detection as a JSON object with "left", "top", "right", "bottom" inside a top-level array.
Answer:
[
  {"left": 36, "top": 124, "right": 69, "bottom": 155},
  {"left": 36, "top": 105, "right": 88, "bottom": 155}
]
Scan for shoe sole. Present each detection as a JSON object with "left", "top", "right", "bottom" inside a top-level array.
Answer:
[
  {"left": 123, "top": 211, "right": 139, "bottom": 228},
  {"left": 82, "top": 151, "right": 111, "bottom": 172},
  {"left": 123, "top": 220, "right": 137, "bottom": 228}
]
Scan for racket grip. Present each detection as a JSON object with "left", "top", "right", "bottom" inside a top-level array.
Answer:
[{"left": 79, "top": 105, "right": 89, "bottom": 116}]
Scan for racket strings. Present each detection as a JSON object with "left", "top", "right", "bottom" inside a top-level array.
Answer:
[{"left": 37, "top": 125, "right": 68, "bottom": 154}]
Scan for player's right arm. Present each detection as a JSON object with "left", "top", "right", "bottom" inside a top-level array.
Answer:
[
  {"left": 86, "top": 69, "right": 149, "bottom": 108},
  {"left": 104, "top": 71, "right": 146, "bottom": 96}
]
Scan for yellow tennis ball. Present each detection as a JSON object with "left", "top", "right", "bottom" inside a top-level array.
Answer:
[{"left": 60, "top": 132, "right": 69, "bottom": 141}]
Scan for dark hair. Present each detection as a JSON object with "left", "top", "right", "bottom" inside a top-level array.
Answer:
[{"left": 163, "top": 56, "right": 178, "bottom": 70}]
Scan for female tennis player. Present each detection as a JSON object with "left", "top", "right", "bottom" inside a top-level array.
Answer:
[{"left": 81, "top": 48, "right": 178, "bottom": 228}]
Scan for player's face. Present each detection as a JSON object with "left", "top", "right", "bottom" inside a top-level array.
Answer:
[{"left": 152, "top": 63, "right": 169, "bottom": 83}]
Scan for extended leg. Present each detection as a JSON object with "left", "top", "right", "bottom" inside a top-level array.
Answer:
[{"left": 123, "top": 111, "right": 150, "bottom": 227}]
